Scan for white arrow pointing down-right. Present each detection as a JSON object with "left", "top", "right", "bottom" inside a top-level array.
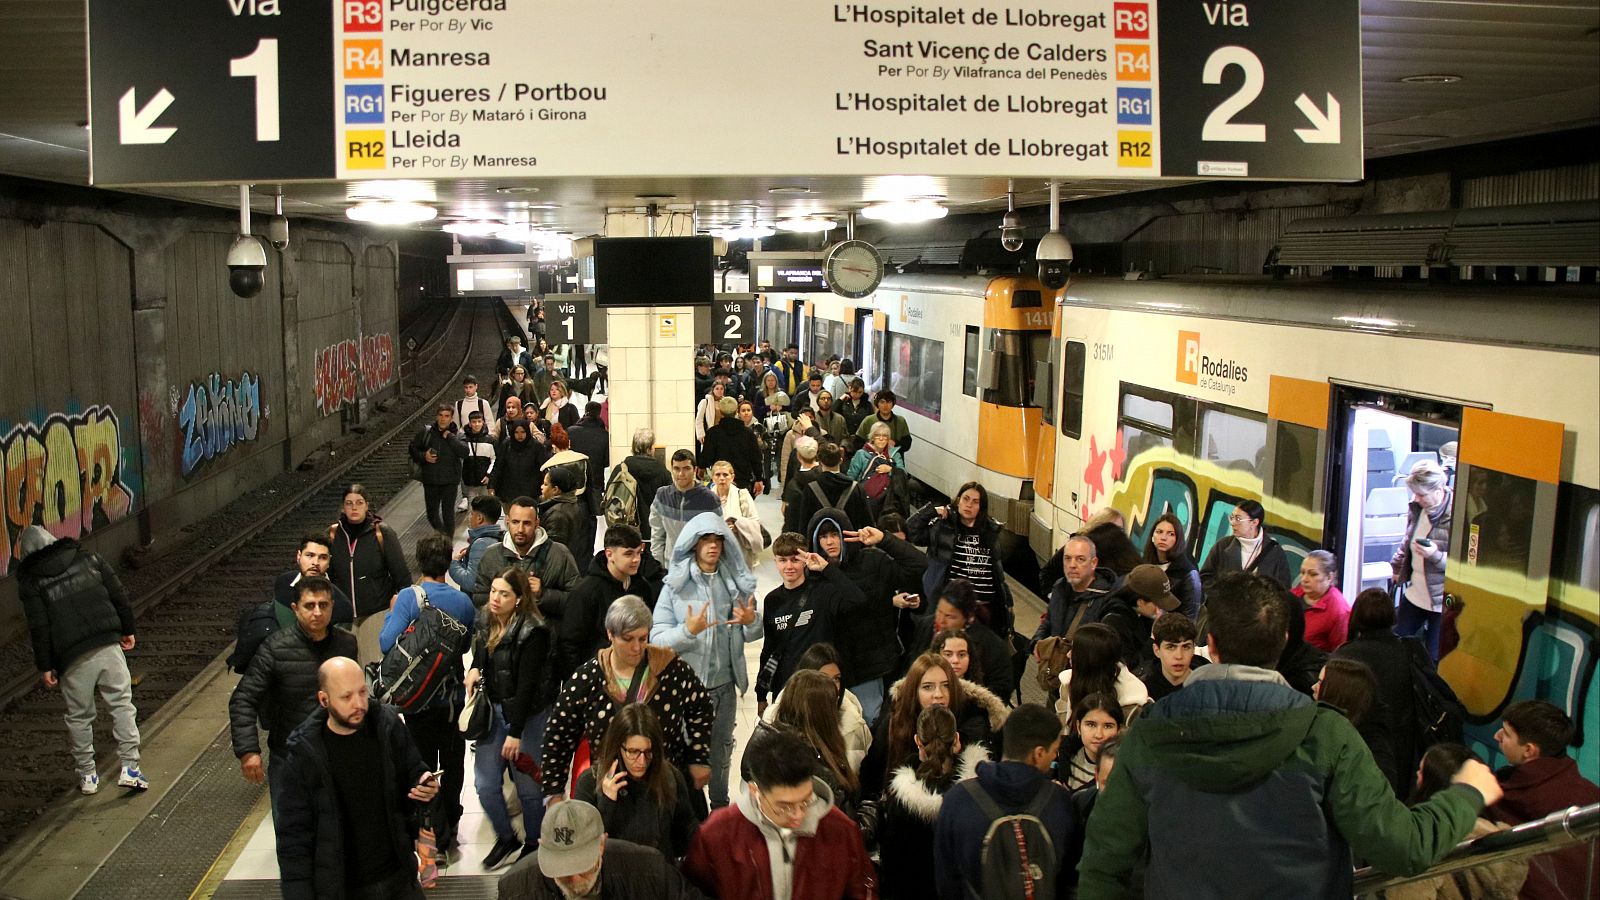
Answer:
[
  {"left": 118, "top": 87, "right": 177, "bottom": 145},
  {"left": 1294, "top": 93, "right": 1341, "bottom": 144}
]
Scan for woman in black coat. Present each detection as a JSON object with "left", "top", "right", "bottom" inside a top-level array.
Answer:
[
  {"left": 1141, "top": 512, "right": 1203, "bottom": 620},
  {"left": 1333, "top": 587, "right": 1420, "bottom": 796},
  {"left": 1199, "top": 499, "right": 1293, "bottom": 590},
  {"left": 490, "top": 418, "right": 550, "bottom": 501},
  {"left": 877, "top": 705, "right": 989, "bottom": 898},
  {"left": 574, "top": 703, "right": 698, "bottom": 859},
  {"left": 327, "top": 483, "right": 411, "bottom": 664}
]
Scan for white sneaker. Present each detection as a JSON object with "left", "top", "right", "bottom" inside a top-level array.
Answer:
[
  {"left": 79, "top": 771, "right": 99, "bottom": 795},
  {"left": 456, "top": 497, "right": 470, "bottom": 512},
  {"left": 117, "top": 766, "right": 149, "bottom": 791}
]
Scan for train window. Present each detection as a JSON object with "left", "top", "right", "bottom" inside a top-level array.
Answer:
[
  {"left": 1040, "top": 337, "right": 1059, "bottom": 426},
  {"left": 1011, "top": 289, "right": 1043, "bottom": 308},
  {"left": 886, "top": 331, "right": 945, "bottom": 420},
  {"left": 1200, "top": 406, "right": 1269, "bottom": 475},
  {"left": 1273, "top": 421, "right": 1320, "bottom": 511},
  {"left": 1465, "top": 469, "right": 1538, "bottom": 572},
  {"left": 761, "top": 307, "right": 791, "bottom": 352},
  {"left": 808, "top": 318, "right": 858, "bottom": 368},
  {"left": 963, "top": 326, "right": 980, "bottom": 397},
  {"left": 1061, "top": 340, "right": 1085, "bottom": 438},
  {"left": 1122, "top": 424, "right": 1173, "bottom": 459},
  {"left": 1122, "top": 393, "right": 1175, "bottom": 431},
  {"left": 983, "top": 330, "right": 1050, "bottom": 408}
]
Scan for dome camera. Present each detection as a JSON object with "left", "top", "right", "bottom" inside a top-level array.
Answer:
[
  {"left": 1000, "top": 210, "right": 1024, "bottom": 252},
  {"left": 227, "top": 235, "right": 268, "bottom": 299},
  {"left": 268, "top": 215, "right": 290, "bottom": 251},
  {"left": 1036, "top": 230, "right": 1073, "bottom": 291}
]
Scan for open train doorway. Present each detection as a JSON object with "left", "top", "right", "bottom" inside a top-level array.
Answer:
[{"left": 1326, "top": 387, "right": 1462, "bottom": 600}]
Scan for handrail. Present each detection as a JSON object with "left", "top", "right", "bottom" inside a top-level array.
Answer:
[{"left": 1353, "top": 802, "right": 1598, "bottom": 896}]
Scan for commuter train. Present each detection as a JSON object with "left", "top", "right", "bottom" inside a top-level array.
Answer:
[{"left": 754, "top": 272, "right": 1600, "bottom": 777}]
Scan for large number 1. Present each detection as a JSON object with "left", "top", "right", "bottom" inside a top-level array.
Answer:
[
  {"left": 230, "top": 39, "right": 281, "bottom": 142},
  {"left": 561, "top": 316, "right": 574, "bottom": 340},
  {"left": 1201, "top": 46, "right": 1265, "bottom": 142}
]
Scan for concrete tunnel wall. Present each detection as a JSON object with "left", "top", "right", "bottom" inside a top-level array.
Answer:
[{"left": 0, "top": 177, "right": 404, "bottom": 638}]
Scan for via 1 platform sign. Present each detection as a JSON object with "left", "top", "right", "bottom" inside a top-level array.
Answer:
[{"left": 86, "top": 0, "right": 1360, "bottom": 186}]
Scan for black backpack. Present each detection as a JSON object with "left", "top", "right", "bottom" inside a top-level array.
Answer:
[
  {"left": 1403, "top": 637, "right": 1465, "bottom": 749},
  {"left": 228, "top": 601, "right": 280, "bottom": 674},
  {"left": 376, "top": 587, "right": 471, "bottom": 712},
  {"left": 965, "top": 779, "right": 1059, "bottom": 900}
]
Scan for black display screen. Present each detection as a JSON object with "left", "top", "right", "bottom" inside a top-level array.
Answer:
[{"left": 593, "top": 237, "right": 715, "bottom": 307}]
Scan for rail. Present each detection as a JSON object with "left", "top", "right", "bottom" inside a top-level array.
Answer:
[{"left": 1353, "top": 802, "right": 1598, "bottom": 896}]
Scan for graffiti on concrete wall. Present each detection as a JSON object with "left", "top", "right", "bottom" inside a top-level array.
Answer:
[
  {"left": 179, "top": 372, "right": 265, "bottom": 477},
  {"left": 1, "top": 406, "right": 136, "bottom": 577},
  {"left": 313, "top": 333, "right": 394, "bottom": 416}
]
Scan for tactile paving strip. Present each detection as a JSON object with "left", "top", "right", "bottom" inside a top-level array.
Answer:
[
  {"left": 211, "top": 876, "right": 499, "bottom": 898},
  {"left": 74, "top": 727, "right": 264, "bottom": 899}
]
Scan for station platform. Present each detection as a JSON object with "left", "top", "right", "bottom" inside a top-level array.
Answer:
[{"left": 0, "top": 468, "right": 784, "bottom": 900}]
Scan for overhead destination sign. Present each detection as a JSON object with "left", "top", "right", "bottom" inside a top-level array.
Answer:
[{"left": 87, "top": 0, "right": 1361, "bottom": 185}]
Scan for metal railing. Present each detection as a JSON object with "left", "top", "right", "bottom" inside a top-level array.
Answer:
[{"left": 1354, "top": 802, "right": 1598, "bottom": 896}]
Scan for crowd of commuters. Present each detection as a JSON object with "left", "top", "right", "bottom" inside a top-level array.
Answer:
[{"left": 19, "top": 329, "right": 1591, "bottom": 899}]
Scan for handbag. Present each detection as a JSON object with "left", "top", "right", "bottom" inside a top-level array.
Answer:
[{"left": 457, "top": 683, "right": 491, "bottom": 741}]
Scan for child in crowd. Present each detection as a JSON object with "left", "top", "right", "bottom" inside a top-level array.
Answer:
[
  {"left": 1062, "top": 692, "right": 1125, "bottom": 790},
  {"left": 1138, "top": 612, "right": 1208, "bottom": 702}
]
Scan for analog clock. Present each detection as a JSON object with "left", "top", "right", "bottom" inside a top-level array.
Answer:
[{"left": 823, "top": 240, "right": 885, "bottom": 299}]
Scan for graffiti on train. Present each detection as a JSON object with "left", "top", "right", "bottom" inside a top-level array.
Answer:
[
  {"left": 1, "top": 406, "right": 137, "bottom": 577},
  {"left": 179, "top": 372, "right": 265, "bottom": 477},
  {"left": 313, "top": 333, "right": 394, "bottom": 416}
]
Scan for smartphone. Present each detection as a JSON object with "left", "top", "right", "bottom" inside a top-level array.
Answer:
[
  {"left": 420, "top": 769, "right": 444, "bottom": 785},
  {"left": 1416, "top": 538, "right": 1434, "bottom": 548}
]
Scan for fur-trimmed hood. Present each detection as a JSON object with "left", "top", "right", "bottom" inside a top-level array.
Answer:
[
  {"left": 887, "top": 676, "right": 1010, "bottom": 734},
  {"left": 886, "top": 743, "right": 990, "bottom": 822}
]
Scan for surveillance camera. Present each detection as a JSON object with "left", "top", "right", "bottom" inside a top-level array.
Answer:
[
  {"left": 268, "top": 215, "right": 289, "bottom": 251},
  {"left": 227, "top": 235, "right": 267, "bottom": 299},
  {"left": 1000, "top": 210, "right": 1024, "bottom": 253},
  {"left": 1036, "top": 230, "right": 1073, "bottom": 291}
]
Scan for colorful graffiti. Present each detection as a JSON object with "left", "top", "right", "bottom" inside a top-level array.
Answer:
[
  {"left": 313, "top": 333, "right": 395, "bottom": 416},
  {"left": 179, "top": 372, "right": 265, "bottom": 477},
  {"left": 1, "top": 406, "right": 136, "bottom": 577},
  {"left": 1096, "top": 438, "right": 1598, "bottom": 781}
]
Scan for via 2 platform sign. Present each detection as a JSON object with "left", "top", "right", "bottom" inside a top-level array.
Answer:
[{"left": 87, "top": 0, "right": 1360, "bottom": 186}]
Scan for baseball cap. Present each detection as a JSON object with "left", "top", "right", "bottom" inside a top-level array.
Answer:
[
  {"left": 538, "top": 799, "right": 604, "bottom": 878},
  {"left": 1126, "top": 564, "right": 1180, "bottom": 612}
]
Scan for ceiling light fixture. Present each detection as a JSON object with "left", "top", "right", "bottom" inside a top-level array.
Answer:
[
  {"left": 714, "top": 224, "right": 776, "bottom": 241},
  {"left": 495, "top": 185, "right": 540, "bottom": 194},
  {"left": 346, "top": 201, "right": 438, "bottom": 225},
  {"left": 860, "top": 199, "right": 948, "bottom": 223},
  {"left": 347, "top": 180, "right": 436, "bottom": 202},
  {"left": 442, "top": 221, "right": 506, "bottom": 237},
  {"left": 776, "top": 216, "right": 838, "bottom": 233},
  {"left": 769, "top": 186, "right": 813, "bottom": 194},
  {"left": 1400, "top": 73, "right": 1462, "bottom": 84}
]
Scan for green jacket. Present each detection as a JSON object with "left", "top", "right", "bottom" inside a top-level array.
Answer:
[{"left": 1078, "top": 664, "right": 1483, "bottom": 900}]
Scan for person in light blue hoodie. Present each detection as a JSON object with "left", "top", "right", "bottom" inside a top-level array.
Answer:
[
  {"left": 650, "top": 511, "right": 763, "bottom": 810},
  {"left": 449, "top": 495, "right": 504, "bottom": 590}
]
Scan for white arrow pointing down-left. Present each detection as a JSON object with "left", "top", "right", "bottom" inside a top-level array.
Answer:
[{"left": 118, "top": 88, "right": 176, "bottom": 144}]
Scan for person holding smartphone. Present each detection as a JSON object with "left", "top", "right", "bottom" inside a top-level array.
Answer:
[{"left": 573, "top": 704, "right": 698, "bottom": 859}]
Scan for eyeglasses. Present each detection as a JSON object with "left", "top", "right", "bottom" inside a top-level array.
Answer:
[
  {"left": 761, "top": 791, "right": 815, "bottom": 818},
  {"left": 619, "top": 746, "right": 653, "bottom": 760},
  {"left": 1228, "top": 513, "right": 1250, "bottom": 523}
]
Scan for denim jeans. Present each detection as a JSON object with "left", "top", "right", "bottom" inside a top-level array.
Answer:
[
  {"left": 1395, "top": 601, "right": 1442, "bottom": 660},
  {"left": 847, "top": 678, "right": 885, "bottom": 727},
  {"left": 60, "top": 643, "right": 140, "bottom": 774},
  {"left": 474, "top": 704, "right": 548, "bottom": 843},
  {"left": 708, "top": 682, "right": 738, "bottom": 809}
]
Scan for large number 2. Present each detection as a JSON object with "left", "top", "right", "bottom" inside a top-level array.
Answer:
[
  {"left": 723, "top": 315, "right": 742, "bottom": 340},
  {"left": 1201, "top": 46, "right": 1265, "bottom": 142},
  {"left": 230, "top": 39, "right": 281, "bottom": 142}
]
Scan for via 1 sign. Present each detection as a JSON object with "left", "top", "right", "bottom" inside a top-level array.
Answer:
[
  {"left": 548, "top": 297, "right": 592, "bottom": 345},
  {"left": 713, "top": 295, "right": 755, "bottom": 346},
  {"left": 87, "top": 0, "right": 1359, "bottom": 185}
]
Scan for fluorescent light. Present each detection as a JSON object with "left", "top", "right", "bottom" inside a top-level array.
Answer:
[
  {"left": 443, "top": 221, "right": 506, "bottom": 237},
  {"left": 346, "top": 180, "right": 436, "bottom": 202},
  {"left": 860, "top": 200, "right": 948, "bottom": 223},
  {"left": 346, "top": 201, "right": 437, "bottom": 225},
  {"left": 714, "top": 224, "right": 776, "bottom": 241},
  {"left": 776, "top": 216, "right": 837, "bottom": 233}
]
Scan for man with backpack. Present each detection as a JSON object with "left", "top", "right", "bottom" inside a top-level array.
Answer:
[
  {"left": 788, "top": 442, "right": 872, "bottom": 532},
  {"left": 610, "top": 428, "right": 671, "bottom": 542},
  {"left": 270, "top": 533, "right": 355, "bottom": 630},
  {"left": 934, "top": 703, "right": 1075, "bottom": 900},
  {"left": 229, "top": 576, "right": 359, "bottom": 809},
  {"left": 379, "top": 532, "right": 475, "bottom": 859}
]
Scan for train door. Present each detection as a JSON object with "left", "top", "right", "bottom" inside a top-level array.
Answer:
[
  {"left": 1326, "top": 385, "right": 1462, "bottom": 599},
  {"left": 1437, "top": 408, "right": 1564, "bottom": 717},
  {"left": 854, "top": 308, "right": 875, "bottom": 383},
  {"left": 1264, "top": 374, "right": 1332, "bottom": 527}
]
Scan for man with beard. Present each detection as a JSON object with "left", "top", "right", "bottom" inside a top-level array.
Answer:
[
  {"left": 272, "top": 533, "right": 354, "bottom": 629},
  {"left": 275, "top": 657, "right": 438, "bottom": 899},
  {"left": 500, "top": 800, "right": 705, "bottom": 899}
]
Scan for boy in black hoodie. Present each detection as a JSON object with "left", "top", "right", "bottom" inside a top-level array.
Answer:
[{"left": 755, "top": 531, "right": 868, "bottom": 716}]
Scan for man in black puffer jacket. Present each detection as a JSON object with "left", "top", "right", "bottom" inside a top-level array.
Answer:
[
  {"left": 410, "top": 404, "right": 470, "bottom": 534},
  {"left": 16, "top": 526, "right": 146, "bottom": 794},
  {"left": 556, "top": 525, "right": 663, "bottom": 684},
  {"left": 807, "top": 507, "right": 924, "bottom": 726},
  {"left": 229, "top": 576, "right": 358, "bottom": 810},
  {"left": 275, "top": 657, "right": 436, "bottom": 900}
]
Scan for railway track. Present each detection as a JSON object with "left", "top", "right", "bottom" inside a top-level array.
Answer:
[{"left": 0, "top": 298, "right": 516, "bottom": 854}]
